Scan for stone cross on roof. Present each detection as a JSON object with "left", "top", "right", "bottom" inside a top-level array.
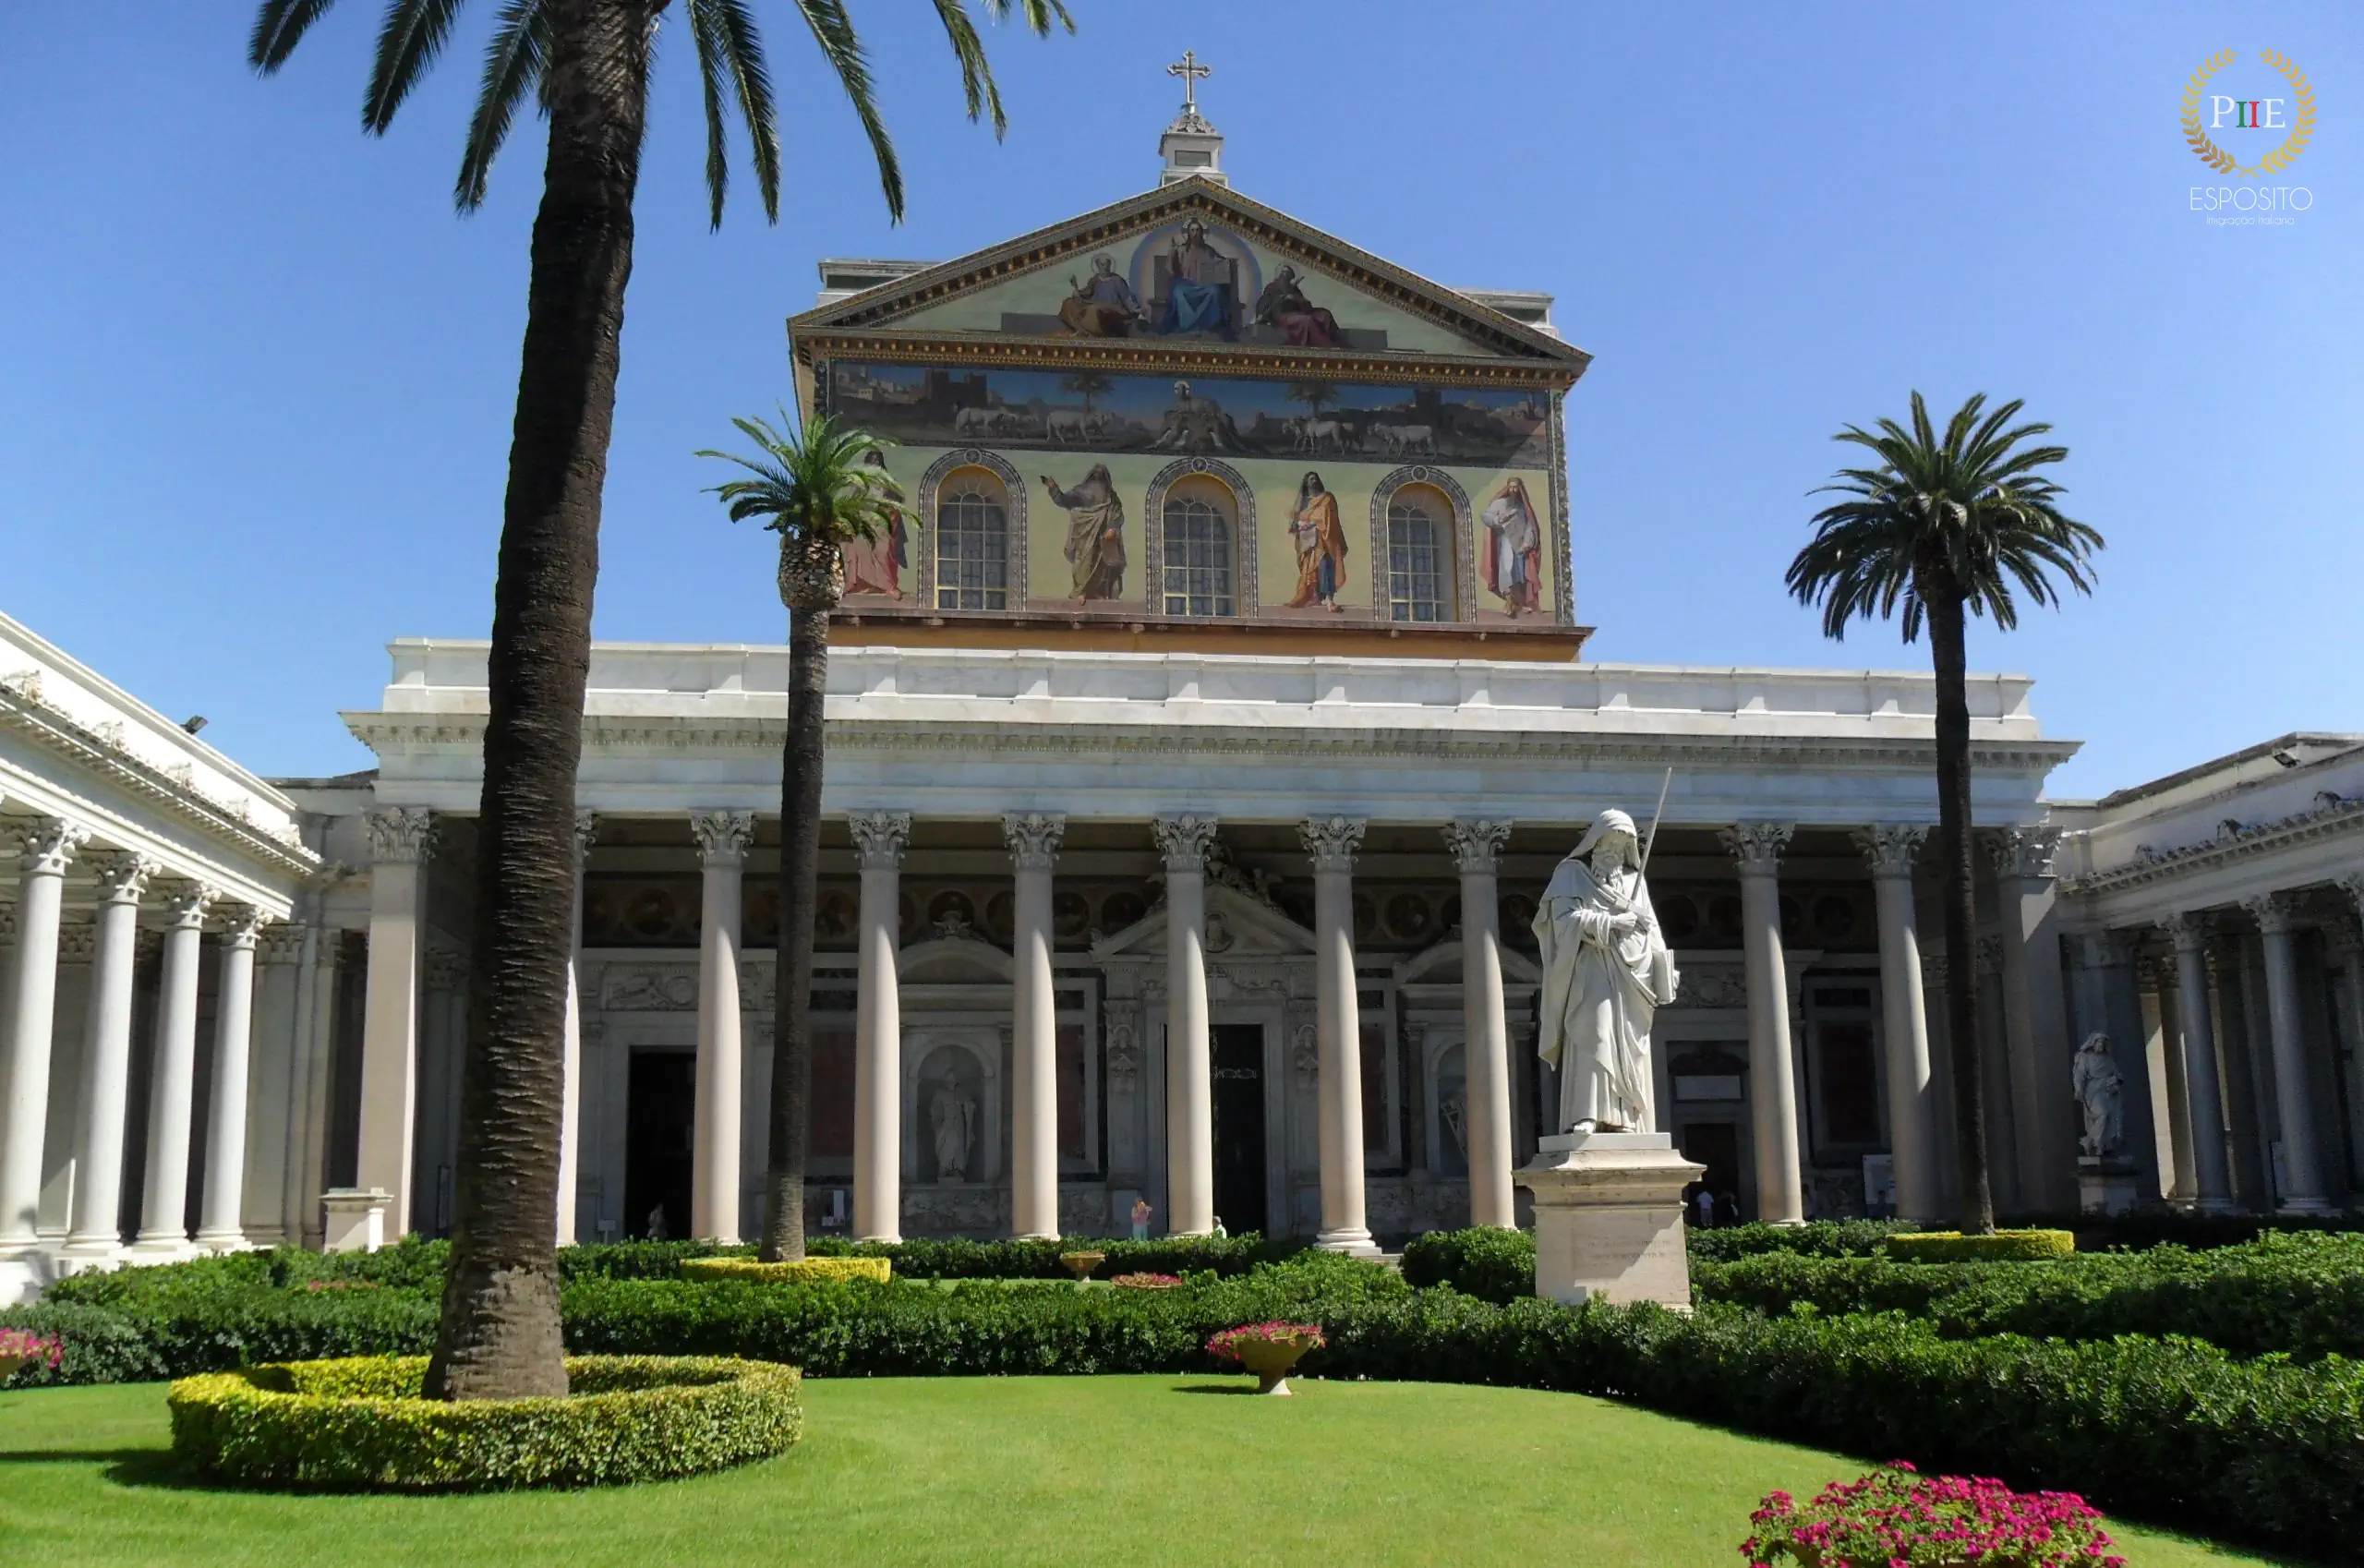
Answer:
[{"left": 1166, "top": 50, "right": 1211, "bottom": 111}]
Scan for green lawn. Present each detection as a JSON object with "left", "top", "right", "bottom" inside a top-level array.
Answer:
[{"left": 0, "top": 1376, "right": 2285, "bottom": 1565}]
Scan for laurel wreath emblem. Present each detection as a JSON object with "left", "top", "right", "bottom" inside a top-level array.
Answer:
[{"left": 2181, "top": 49, "right": 2316, "bottom": 177}]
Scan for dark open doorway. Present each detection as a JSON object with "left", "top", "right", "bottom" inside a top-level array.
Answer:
[
  {"left": 1211, "top": 1023, "right": 1268, "bottom": 1236},
  {"left": 1677, "top": 1120, "right": 1742, "bottom": 1224},
  {"left": 624, "top": 1050, "right": 696, "bottom": 1239}
]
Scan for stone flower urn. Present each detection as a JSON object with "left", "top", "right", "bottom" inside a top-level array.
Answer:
[
  {"left": 1209, "top": 1322, "right": 1326, "bottom": 1396},
  {"left": 1058, "top": 1250, "right": 1105, "bottom": 1282}
]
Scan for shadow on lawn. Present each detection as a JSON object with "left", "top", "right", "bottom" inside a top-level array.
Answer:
[
  {"left": 1171, "top": 1382, "right": 1261, "bottom": 1395},
  {"left": 0, "top": 1446, "right": 212, "bottom": 1490}
]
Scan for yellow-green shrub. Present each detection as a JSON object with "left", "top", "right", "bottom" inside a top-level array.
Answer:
[
  {"left": 679, "top": 1256, "right": 893, "bottom": 1285},
  {"left": 1883, "top": 1229, "right": 2075, "bottom": 1263},
  {"left": 167, "top": 1355, "right": 800, "bottom": 1490}
]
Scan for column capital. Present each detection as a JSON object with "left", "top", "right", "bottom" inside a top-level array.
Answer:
[
  {"left": 573, "top": 810, "right": 599, "bottom": 867},
  {"left": 691, "top": 809, "right": 755, "bottom": 867},
  {"left": 1152, "top": 814, "right": 1221, "bottom": 873},
  {"left": 365, "top": 807, "right": 439, "bottom": 865},
  {"left": 2068, "top": 928, "right": 2137, "bottom": 970},
  {"left": 2157, "top": 910, "right": 2211, "bottom": 952},
  {"left": 1002, "top": 812, "right": 1067, "bottom": 870},
  {"left": 1718, "top": 821, "right": 1793, "bottom": 875},
  {"left": 849, "top": 811, "right": 914, "bottom": 871},
  {"left": 2240, "top": 892, "right": 2298, "bottom": 936},
  {"left": 158, "top": 881, "right": 222, "bottom": 931},
  {"left": 1297, "top": 815, "right": 1366, "bottom": 873},
  {"left": 1851, "top": 823, "right": 1929, "bottom": 878},
  {"left": 1974, "top": 933, "right": 2005, "bottom": 977},
  {"left": 1984, "top": 824, "right": 2063, "bottom": 882},
  {"left": 9, "top": 815, "right": 91, "bottom": 876},
  {"left": 215, "top": 903, "right": 268, "bottom": 950},
  {"left": 1920, "top": 951, "right": 1949, "bottom": 991},
  {"left": 1443, "top": 819, "right": 1513, "bottom": 874},
  {"left": 89, "top": 850, "right": 160, "bottom": 907},
  {"left": 258, "top": 923, "right": 308, "bottom": 965}
]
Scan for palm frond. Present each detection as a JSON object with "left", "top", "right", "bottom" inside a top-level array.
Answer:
[
  {"left": 1788, "top": 391, "right": 2104, "bottom": 646},
  {"left": 364, "top": 0, "right": 470, "bottom": 133},
  {"left": 688, "top": 0, "right": 781, "bottom": 226},
  {"left": 250, "top": 0, "right": 343, "bottom": 71},
  {"left": 455, "top": 0, "right": 549, "bottom": 211},
  {"left": 793, "top": 0, "right": 904, "bottom": 222},
  {"left": 698, "top": 410, "right": 899, "bottom": 546}
]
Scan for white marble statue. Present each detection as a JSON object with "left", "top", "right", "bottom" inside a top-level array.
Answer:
[
  {"left": 930, "top": 1080, "right": 978, "bottom": 1181},
  {"left": 1534, "top": 809, "right": 1680, "bottom": 1134},
  {"left": 2072, "top": 1032, "right": 2125, "bottom": 1159}
]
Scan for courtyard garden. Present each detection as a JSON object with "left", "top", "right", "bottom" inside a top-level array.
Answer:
[{"left": 5, "top": 1221, "right": 2358, "bottom": 1562}]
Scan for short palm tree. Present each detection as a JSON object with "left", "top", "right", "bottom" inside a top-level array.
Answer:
[
  {"left": 251, "top": 0, "right": 1068, "bottom": 1401},
  {"left": 1786, "top": 392, "right": 2103, "bottom": 1236},
  {"left": 700, "top": 412, "right": 899, "bottom": 1262}
]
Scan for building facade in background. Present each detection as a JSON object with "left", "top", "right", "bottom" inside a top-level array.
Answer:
[{"left": 4, "top": 108, "right": 2359, "bottom": 1297}]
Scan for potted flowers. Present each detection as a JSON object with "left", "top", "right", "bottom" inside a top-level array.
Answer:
[
  {"left": 1111, "top": 1272, "right": 1184, "bottom": 1289},
  {"left": 1208, "top": 1321, "right": 1325, "bottom": 1396},
  {"left": 1743, "top": 1463, "right": 2126, "bottom": 1567},
  {"left": 0, "top": 1327, "right": 64, "bottom": 1383}
]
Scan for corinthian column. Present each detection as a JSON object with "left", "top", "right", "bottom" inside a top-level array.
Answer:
[
  {"left": 0, "top": 818, "right": 89, "bottom": 1251},
  {"left": 557, "top": 811, "right": 596, "bottom": 1244},
  {"left": 1153, "top": 814, "right": 1218, "bottom": 1237},
  {"left": 1299, "top": 815, "right": 1376, "bottom": 1254},
  {"left": 1854, "top": 825, "right": 1937, "bottom": 1222},
  {"left": 133, "top": 881, "right": 220, "bottom": 1255},
  {"left": 1445, "top": 819, "right": 1515, "bottom": 1228},
  {"left": 1721, "top": 823, "right": 1802, "bottom": 1224},
  {"left": 64, "top": 851, "right": 158, "bottom": 1259},
  {"left": 1003, "top": 813, "right": 1066, "bottom": 1240},
  {"left": 2160, "top": 912, "right": 2234, "bottom": 1212},
  {"left": 692, "top": 809, "right": 754, "bottom": 1243},
  {"left": 196, "top": 906, "right": 266, "bottom": 1250},
  {"left": 2244, "top": 894, "right": 2331, "bottom": 1212},
  {"left": 356, "top": 808, "right": 435, "bottom": 1236},
  {"left": 1988, "top": 826, "right": 2075, "bottom": 1211},
  {"left": 848, "top": 810, "right": 911, "bottom": 1242}
]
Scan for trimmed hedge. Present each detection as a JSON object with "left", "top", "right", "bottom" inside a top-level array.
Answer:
[
  {"left": 1685, "top": 1219, "right": 1921, "bottom": 1263},
  {"left": 168, "top": 1355, "right": 801, "bottom": 1490},
  {"left": 680, "top": 1257, "right": 893, "bottom": 1285},
  {"left": 1399, "top": 1226, "right": 1536, "bottom": 1303},
  {"left": 1883, "top": 1229, "right": 2074, "bottom": 1263},
  {"left": 1696, "top": 1231, "right": 2364, "bottom": 1361}
]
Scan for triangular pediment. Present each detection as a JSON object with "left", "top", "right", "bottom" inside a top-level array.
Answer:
[
  {"left": 791, "top": 180, "right": 1586, "bottom": 371},
  {"left": 1091, "top": 882, "right": 1316, "bottom": 960}
]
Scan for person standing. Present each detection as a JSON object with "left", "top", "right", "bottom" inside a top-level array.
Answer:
[{"left": 1285, "top": 471, "right": 1349, "bottom": 611}]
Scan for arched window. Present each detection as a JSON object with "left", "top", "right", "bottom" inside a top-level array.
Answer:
[
  {"left": 935, "top": 470, "right": 1010, "bottom": 610},
  {"left": 1384, "top": 487, "right": 1453, "bottom": 622},
  {"left": 1161, "top": 475, "right": 1236, "bottom": 617}
]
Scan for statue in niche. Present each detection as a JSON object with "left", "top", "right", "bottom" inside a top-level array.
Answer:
[
  {"left": 1479, "top": 477, "right": 1544, "bottom": 617},
  {"left": 1155, "top": 217, "right": 1233, "bottom": 336},
  {"left": 930, "top": 1080, "right": 979, "bottom": 1181},
  {"left": 1533, "top": 810, "right": 1679, "bottom": 1134},
  {"left": 1041, "top": 464, "right": 1127, "bottom": 600},
  {"left": 1253, "top": 265, "right": 1344, "bottom": 348},
  {"left": 1285, "top": 471, "right": 1350, "bottom": 611},
  {"left": 2072, "top": 1032, "right": 2125, "bottom": 1159},
  {"left": 1056, "top": 254, "right": 1144, "bottom": 338}
]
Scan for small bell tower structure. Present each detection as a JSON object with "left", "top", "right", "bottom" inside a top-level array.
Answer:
[{"left": 1157, "top": 51, "right": 1226, "bottom": 187}]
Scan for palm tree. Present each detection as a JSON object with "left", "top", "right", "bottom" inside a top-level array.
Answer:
[
  {"left": 1785, "top": 392, "right": 2102, "bottom": 1236},
  {"left": 1285, "top": 380, "right": 1338, "bottom": 418},
  {"left": 1059, "top": 371, "right": 1114, "bottom": 415},
  {"left": 698, "top": 413, "right": 899, "bottom": 1262},
  {"left": 250, "top": 0, "right": 1069, "bottom": 1401}
]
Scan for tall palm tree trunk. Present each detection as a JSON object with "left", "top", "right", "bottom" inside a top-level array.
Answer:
[
  {"left": 763, "top": 554, "right": 837, "bottom": 1260},
  {"left": 426, "top": 0, "right": 656, "bottom": 1401},
  {"left": 1926, "top": 585, "right": 1996, "bottom": 1236}
]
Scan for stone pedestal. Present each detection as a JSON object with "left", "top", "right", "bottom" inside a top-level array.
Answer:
[
  {"left": 322, "top": 1188, "right": 392, "bottom": 1254},
  {"left": 1517, "top": 1131, "right": 1705, "bottom": 1309},
  {"left": 2078, "top": 1157, "right": 2142, "bottom": 1218}
]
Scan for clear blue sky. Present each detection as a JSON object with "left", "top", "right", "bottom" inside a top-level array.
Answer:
[{"left": 3, "top": 4, "right": 2355, "bottom": 797}]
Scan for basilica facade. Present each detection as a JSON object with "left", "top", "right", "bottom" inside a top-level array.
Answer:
[{"left": 4, "top": 107, "right": 2361, "bottom": 1297}]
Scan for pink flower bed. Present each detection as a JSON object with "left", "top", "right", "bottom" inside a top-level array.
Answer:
[
  {"left": 1110, "top": 1272, "right": 1184, "bottom": 1289},
  {"left": 1743, "top": 1463, "right": 2125, "bottom": 1567},
  {"left": 0, "top": 1327, "right": 63, "bottom": 1373},
  {"left": 1205, "top": 1321, "right": 1325, "bottom": 1362}
]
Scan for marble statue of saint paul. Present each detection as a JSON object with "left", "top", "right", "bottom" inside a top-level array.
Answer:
[{"left": 1534, "top": 809, "right": 1679, "bottom": 1134}]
